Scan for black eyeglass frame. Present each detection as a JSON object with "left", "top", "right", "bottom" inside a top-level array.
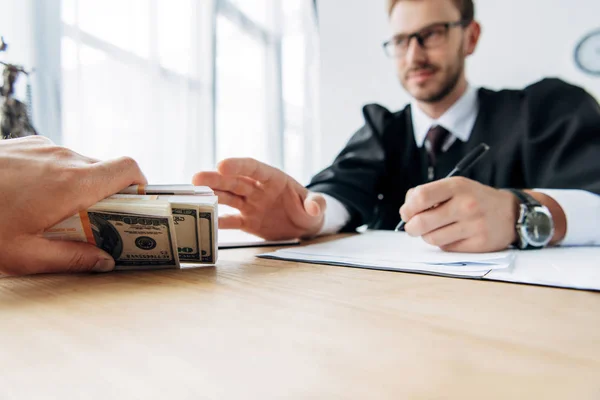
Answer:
[{"left": 382, "top": 20, "right": 472, "bottom": 57}]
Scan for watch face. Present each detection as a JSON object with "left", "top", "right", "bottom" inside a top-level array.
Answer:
[{"left": 523, "top": 208, "right": 554, "bottom": 246}]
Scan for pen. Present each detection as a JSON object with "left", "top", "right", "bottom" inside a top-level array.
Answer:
[{"left": 394, "top": 143, "right": 490, "bottom": 232}]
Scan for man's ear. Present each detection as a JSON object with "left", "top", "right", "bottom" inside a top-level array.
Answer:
[{"left": 464, "top": 21, "right": 481, "bottom": 56}]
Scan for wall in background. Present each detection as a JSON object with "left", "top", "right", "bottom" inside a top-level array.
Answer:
[{"left": 316, "top": 0, "right": 600, "bottom": 171}]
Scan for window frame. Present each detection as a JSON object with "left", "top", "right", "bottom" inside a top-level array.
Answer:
[
  {"left": 51, "top": 0, "right": 291, "bottom": 175},
  {"left": 214, "top": 0, "right": 284, "bottom": 169}
]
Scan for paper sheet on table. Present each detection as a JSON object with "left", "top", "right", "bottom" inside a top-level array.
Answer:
[
  {"left": 259, "top": 230, "right": 514, "bottom": 278},
  {"left": 486, "top": 246, "right": 600, "bottom": 291},
  {"left": 218, "top": 229, "right": 300, "bottom": 249},
  {"left": 217, "top": 204, "right": 301, "bottom": 248}
]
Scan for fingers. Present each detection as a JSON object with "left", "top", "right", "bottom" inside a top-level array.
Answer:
[
  {"left": 2, "top": 236, "right": 115, "bottom": 276},
  {"left": 439, "top": 238, "right": 484, "bottom": 253},
  {"left": 405, "top": 187, "right": 416, "bottom": 201},
  {"left": 53, "top": 156, "right": 148, "bottom": 219},
  {"left": 32, "top": 155, "right": 147, "bottom": 230},
  {"left": 304, "top": 192, "right": 326, "bottom": 217},
  {"left": 217, "top": 158, "right": 283, "bottom": 184},
  {"left": 214, "top": 190, "right": 246, "bottom": 210},
  {"left": 400, "top": 177, "right": 475, "bottom": 222},
  {"left": 92, "top": 156, "right": 147, "bottom": 185},
  {"left": 404, "top": 201, "right": 456, "bottom": 237},
  {"left": 83, "top": 156, "right": 147, "bottom": 200},
  {"left": 400, "top": 181, "right": 454, "bottom": 222},
  {"left": 193, "top": 171, "right": 257, "bottom": 197},
  {"left": 421, "top": 222, "right": 473, "bottom": 248},
  {"left": 218, "top": 214, "right": 244, "bottom": 230}
]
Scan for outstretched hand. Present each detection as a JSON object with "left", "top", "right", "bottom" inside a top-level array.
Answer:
[{"left": 193, "top": 158, "right": 326, "bottom": 240}]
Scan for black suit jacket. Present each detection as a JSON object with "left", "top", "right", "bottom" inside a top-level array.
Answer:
[{"left": 307, "top": 78, "right": 600, "bottom": 231}]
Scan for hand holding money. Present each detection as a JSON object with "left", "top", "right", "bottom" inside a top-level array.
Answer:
[
  {"left": 44, "top": 185, "right": 218, "bottom": 271},
  {"left": 0, "top": 136, "right": 147, "bottom": 276}
]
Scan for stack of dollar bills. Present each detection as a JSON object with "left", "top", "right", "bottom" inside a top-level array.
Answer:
[{"left": 43, "top": 185, "right": 218, "bottom": 270}]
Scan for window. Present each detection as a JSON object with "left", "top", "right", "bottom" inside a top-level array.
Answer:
[
  {"left": 60, "top": 0, "right": 318, "bottom": 184},
  {"left": 215, "top": 7, "right": 272, "bottom": 165}
]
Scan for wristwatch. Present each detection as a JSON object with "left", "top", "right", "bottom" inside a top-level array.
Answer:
[{"left": 506, "top": 189, "right": 554, "bottom": 250}]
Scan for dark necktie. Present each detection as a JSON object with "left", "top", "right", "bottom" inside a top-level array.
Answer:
[{"left": 425, "top": 125, "right": 450, "bottom": 180}]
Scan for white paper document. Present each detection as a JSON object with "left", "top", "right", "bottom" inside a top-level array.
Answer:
[
  {"left": 217, "top": 204, "right": 301, "bottom": 248},
  {"left": 487, "top": 246, "right": 600, "bottom": 291},
  {"left": 218, "top": 229, "right": 300, "bottom": 249},
  {"left": 259, "top": 230, "right": 514, "bottom": 278},
  {"left": 259, "top": 230, "right": 600, "bottom": 291}
]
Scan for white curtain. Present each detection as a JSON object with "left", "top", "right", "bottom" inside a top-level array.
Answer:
[
  {"left": 59, "top": 0, "right": 319, "bottom": 184},
  {"left": 281, "top": 0, "right": 321, "bottom": 184},
  {"left": 61, "top": 0, "right": 215, "bottom": 184},
  {"left": 0, "top": 0, "right": 319, "bottom": 184}
]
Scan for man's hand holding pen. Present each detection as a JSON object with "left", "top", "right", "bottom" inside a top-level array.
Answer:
[
  {"left": 392, "top": 135, "right": 571, "bottom": 252},
  {"left": 399, "top": 177, "right": 520, "bottom": 253},
  {"left": 396, "top": 142, "right": 534, "bottom": 253}
]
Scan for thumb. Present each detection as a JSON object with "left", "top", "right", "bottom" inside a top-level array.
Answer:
[
  {"left": 19, "top": 237, "right": 115, "bottom": 275},
  {"left": 304, "top": 192, "right": 327, "bottom": 218}
]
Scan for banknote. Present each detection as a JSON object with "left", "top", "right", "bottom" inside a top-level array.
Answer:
[
  {"left": 171, "top": 207, "right": 201, "bottom": 262},
  {"left": 199, "top": 211, "right": 216, "bottom": 264},
  {"left": 106, "top": 193, "right": 218, "bottom": 265},
  {"left": 87, "top": 211, "right": 179, "bottom": 270},
  {"left": 44, "top": 200, "right": 180, "bottom": 270},
  {"left": 158, "top": 195, "right": 218, "bottom": 265}
]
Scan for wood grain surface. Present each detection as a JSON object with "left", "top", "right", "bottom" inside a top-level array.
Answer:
[{"left": 1, "top": 235, "right": 599, "bottom": 399}]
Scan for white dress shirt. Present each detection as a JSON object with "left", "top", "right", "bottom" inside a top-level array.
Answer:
[{"left": 317, "top": 85, "right": 600, "bottom": 246}]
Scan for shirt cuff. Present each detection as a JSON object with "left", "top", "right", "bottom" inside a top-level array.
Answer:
[
  {"left": 316, "top": 193, "right": 351, "bottom": 236},
  {"left": 535, "top": 189, "right": 600, "bottom": 246}
]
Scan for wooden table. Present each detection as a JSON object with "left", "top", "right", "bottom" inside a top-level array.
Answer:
[{"left": 1, "top": 235, "right": 599, "bottom": 399}]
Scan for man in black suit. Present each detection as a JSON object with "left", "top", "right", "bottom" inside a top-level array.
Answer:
[{"left": 194, "top": 0, "right": 600, "bottom": 252}]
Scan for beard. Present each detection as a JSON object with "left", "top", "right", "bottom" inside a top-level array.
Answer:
[{"left": 401, "top": 46, "right": 465, "bottom": 104}]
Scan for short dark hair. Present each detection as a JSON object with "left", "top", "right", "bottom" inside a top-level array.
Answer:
[{"left": 387, "top": 0, "right": 475, "bottom": 22}]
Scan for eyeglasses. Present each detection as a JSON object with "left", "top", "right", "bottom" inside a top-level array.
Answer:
[{"left": 383, "top": 20, "right": 470, "bottom": 58}]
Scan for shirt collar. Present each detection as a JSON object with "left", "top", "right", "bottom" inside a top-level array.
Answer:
[{"left": 411, "top": 84, "right": 479, "bottom": 148}]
